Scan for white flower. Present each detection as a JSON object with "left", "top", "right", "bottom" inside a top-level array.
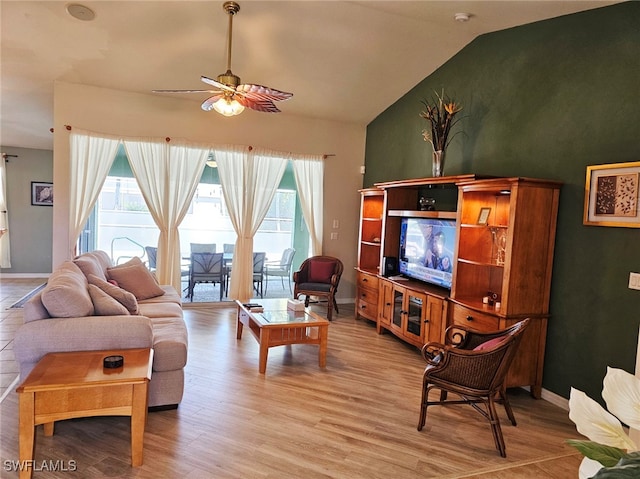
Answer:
[
  {"left": 602, "top": 366, "right": 640, "bottom": 431},
  {"left": 568, "top": 367, "right": 640, "bottom": 477},
  {"left": 579, "top": 457, "right": 604, "bottom": 479},
  {"left": 569, "top": 387, "right": 636, "bottom": 451}
]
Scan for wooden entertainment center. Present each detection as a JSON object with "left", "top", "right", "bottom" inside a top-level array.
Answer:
[{"left": 356, "top": 175, "right": 561, "bottom": 398}]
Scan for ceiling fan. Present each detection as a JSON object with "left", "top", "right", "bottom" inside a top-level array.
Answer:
[{"left": 153, "top": 1, "right": 292, "bottom": 116}]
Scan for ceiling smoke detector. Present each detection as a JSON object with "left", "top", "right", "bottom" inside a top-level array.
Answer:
[
  {"left": 66, "top": 3, "right": 95, "bottom": 21},
  {"left": 454, "top": 13, "right": 471, "bottom": 23}
]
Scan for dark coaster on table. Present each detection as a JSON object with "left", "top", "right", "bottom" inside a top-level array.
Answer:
[{"left": 103, "top": 355, "right": 124, "bottom": 368}]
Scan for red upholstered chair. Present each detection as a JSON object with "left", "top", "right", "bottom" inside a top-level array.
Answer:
[
  {"left": 293, "top": 256, "right": 343, "bottom": 320},
  {"left": 417, "top": 318, "right": 530, "bottom": 457}
]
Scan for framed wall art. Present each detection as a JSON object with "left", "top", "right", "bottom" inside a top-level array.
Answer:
[
  {"left": 583, "top": 161, "right": 640, "bottom": 227},
  {"left": 31, "top": 182, "right": 53, "bottom": 206}
]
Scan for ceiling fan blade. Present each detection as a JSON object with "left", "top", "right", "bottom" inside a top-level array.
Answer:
[
  {"left": 235, "top": 95, "right": 281, "bottom": 113},
  {"left": 236, "top": 83, "right": 293, "bottom": 102},
  {"left": 201, "top": 94, "right": 225, "bottom": 112},
  {"left": 152, "top": 89, "right": 222, "bottom": 94},
  {"left": 201, "top": 76, "right": 237, "bottom": 93}
]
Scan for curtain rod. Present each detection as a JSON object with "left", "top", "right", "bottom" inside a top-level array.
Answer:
[{"left": 58, "top": 125, "right": 335, "bottom": 158}]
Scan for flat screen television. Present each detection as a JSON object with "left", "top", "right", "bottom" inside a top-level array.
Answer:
[{"left": 398, "top": 216, "right": 456, "bottom": 289}]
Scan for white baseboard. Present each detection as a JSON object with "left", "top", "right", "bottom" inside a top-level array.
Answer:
[
  {"left": 541, "top": 388, "right": 569, "bottom": 410},
  {"left": 0, "top": 273, "right": 50, "bottom": 279}
]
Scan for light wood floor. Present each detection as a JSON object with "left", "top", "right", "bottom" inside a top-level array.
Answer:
[{"left": 0, "top": 279, "right": 583, "bottom": 478}]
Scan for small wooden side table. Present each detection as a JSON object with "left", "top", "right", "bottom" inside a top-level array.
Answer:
[{"left": 16, "top": 348, "right": 153, "bottom": 479}]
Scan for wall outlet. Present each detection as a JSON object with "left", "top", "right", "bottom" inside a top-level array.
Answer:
[
  {"left": 629, "top": 272, "right": 640, "bottom": 290},
  {"left": 332, "top": 219, "right": 339, "bottom": 229},
  {"left": 330, "top": 232, "right": 339, "bottom": 240}
]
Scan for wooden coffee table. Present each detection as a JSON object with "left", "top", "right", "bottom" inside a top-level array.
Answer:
[
  {"left": 16, "top": 348, "right": 153, "bottom": 479},
  {"left": 236, "top": 299, "right": 329, "bottom": 373}
]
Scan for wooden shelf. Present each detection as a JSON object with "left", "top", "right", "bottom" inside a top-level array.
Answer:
[
  {"left": 387, "top": 210, "right": 457, "bottom": 219},
  {"left": 457, "top": 258, "right": 505, "bottom": 268},
  {"left": 460, "top": 223, "right": 508, "bottom": 229},
  {"left": 360, "top": 240, "right": 382, "bottom": 247},
  {"left": 374, "top": 174, "right": 478, "bottom": 189}
]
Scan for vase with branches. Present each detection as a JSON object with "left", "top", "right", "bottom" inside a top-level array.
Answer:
[{"left": 420, "top": 91, "right": 462, "bottom": 177}]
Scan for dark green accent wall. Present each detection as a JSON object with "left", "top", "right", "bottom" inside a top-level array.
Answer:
[{"left": 364, "top": 2, "right": 640, "bottom": 401}]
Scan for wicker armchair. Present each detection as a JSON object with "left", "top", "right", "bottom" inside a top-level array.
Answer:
[
  {"left": 417, "top": 318, "right": 530, "bottom": 457},
  {"left": 293, "top": 255, "right": 343, "bottom": 321}
]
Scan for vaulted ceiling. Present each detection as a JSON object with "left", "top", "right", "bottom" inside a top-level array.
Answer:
[{"left": 1, "top": 1, "right": 619, "bottom": 150}]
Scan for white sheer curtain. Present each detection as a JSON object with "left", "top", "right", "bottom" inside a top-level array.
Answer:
[
  {"left": 69, "top": 130, "right": 121, "bottom": 258},
  {"left": 292, "top": 154, "right": 324, "bottom": 255},
  {"left": 0, "top": 155, "right": 10, "bottom": 268},
  {"left": 123, "top": 138, "right": 208, "bottom": 291},
  {"left": 216, "top": 146, "right": 287, "bottom": 301}
]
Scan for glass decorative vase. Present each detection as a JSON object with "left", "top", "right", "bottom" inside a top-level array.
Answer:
[{"left": 432, "top": 150, "right": 445, "bottom": 177}]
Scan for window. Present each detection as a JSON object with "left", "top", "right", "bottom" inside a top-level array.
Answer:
[{"left": 82, "top": 151, "right": 309, "bottom": 287}]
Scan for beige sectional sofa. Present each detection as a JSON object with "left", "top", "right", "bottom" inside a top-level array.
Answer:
[{"left": 14, "top": 250, "right": 188, "bottom": 408}]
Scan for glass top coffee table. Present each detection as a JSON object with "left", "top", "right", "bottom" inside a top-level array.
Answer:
[{"left": 235, "top": 299, "right": 330, "bottom": 373}]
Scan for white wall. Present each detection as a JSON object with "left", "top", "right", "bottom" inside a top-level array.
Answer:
[{"left": 52, "top": 81, "right": 365, "bottom": 300}]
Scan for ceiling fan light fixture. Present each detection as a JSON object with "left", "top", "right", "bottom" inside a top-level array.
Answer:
[
  {"left": 152, "top": 1, "right": 292, "bottom": 115},
  {"left": 212, "top": 97, "right": 245, "bottom": 116}
]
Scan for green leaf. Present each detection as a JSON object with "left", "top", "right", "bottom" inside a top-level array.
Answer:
[
  {"left": 565, "top": 440, "right": 626, "bottom": 467},
  {"left": 591, "top": 455, "right": 640, "bottom": 479}
]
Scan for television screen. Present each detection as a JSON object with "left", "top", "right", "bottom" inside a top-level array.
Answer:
[{"left": 398, "top": 217, "right": 456, "bottom": 289}]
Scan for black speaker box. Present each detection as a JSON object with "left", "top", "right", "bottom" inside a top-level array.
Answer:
[{"left": 382, "top": 256, "right": 397, "bottom": 277}]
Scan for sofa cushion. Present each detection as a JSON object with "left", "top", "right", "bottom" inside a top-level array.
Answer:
[
  {"left": 89, "top": 250, "right": 113, "bottom": 272},
  {"left": 87, "top": 274, "right": 139, "bottom": 314},
  {"left": 88, "top": 284, "right": 130, "bottom": 316},
  {"left": 23, "top": 292, "right": 51, "bottom": 323},
  {"left": 137, "top": 301, "right": 183, "bottom": 320},
  {"left": 149, "top": 317, "right": 188, "bottom": 372},
  {"left": 138, "top": 285, "right": 181, "bottom": 306},
  {"left": 41, "top": 262, "right": 95, "bottom": 318},
  {"left": 107, "top": 262, "right": 165, "bottom": 300},
  {"left": 73, "top": 254, "right": 107, "bottom": 281}
]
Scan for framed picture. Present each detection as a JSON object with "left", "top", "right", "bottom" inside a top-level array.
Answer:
[
  {"left": 477, "top": 207, "right": 491, "bottom": 225},
  {"left": 31, "top": 182, "right": 53, "bottom": 206},
  {"left": 583, "top": 161, "right": 640, "bottom": 227}
]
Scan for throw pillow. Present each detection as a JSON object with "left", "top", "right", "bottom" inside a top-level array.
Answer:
[
  {"left": 308, "top": 260, "right": 335, "bottom": 283},
  {"left": 116, "top": 256, "right": 143, "bottom": 268},
  {"left": 73, "top": 254, "right": 107, "bottom": 281},
  {"left": 88, "top": 284, "right": 130, "bottom": 316},
  {"left": 87, "top": 274, "right": 139, "bottom": 314},
  {"left": 41, "top": 261, "right": 95, "bottom": 318},
  {"left": 107, "top": 262, "right": 165, "bottom": 300},
  {"left": 473, "top": 336, "right": 507, "bottom": 351}
]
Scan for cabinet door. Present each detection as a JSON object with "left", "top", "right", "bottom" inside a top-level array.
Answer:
[
  {"left": 424, "top": 296, "right": 445, "bottom": 344},
  {"left": 404, "top": 291, "right": 426, "bottom": 343},
  {"left": 377, "top": 279, "right": 393, "bottom": 326},
  {"left": 391, "top": 287, "right": 404, "bottom": 331}
]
